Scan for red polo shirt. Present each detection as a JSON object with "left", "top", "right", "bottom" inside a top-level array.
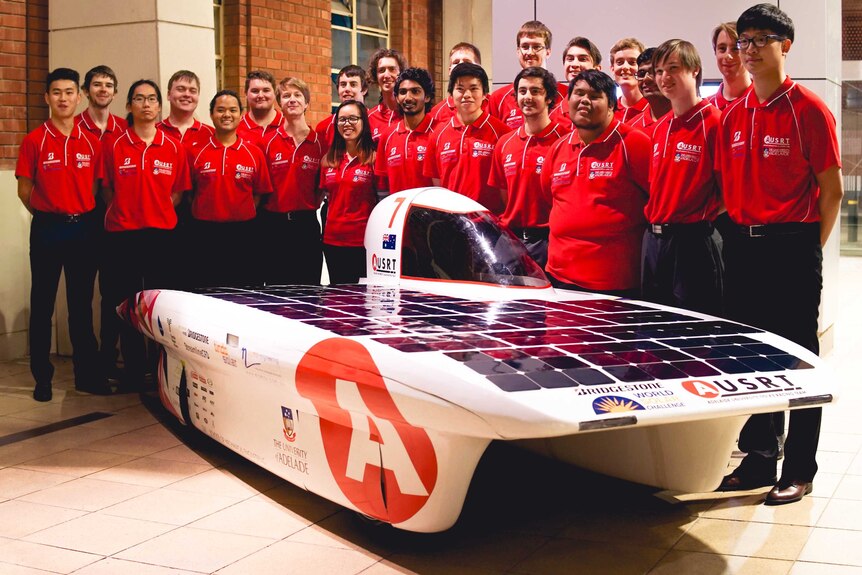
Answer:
[
  {"left": 489, "top": 120, "right": 567, "bottom": 229},
  {"left": 236, "top": 110, "right": 284, "bottom": 147},
  {"left": 156, "top": 118, "right": 215, "bottom": 155},
  {"left": 715, "top": 76, "right": 840, "bottom": 225},
  {"left": 707, "top": 82, "right": 751, "bottom": 111},
  {"left": 261, "top": 127, "right": 324, "bottom": 213},
  {"left": 374, "top": 114, "right": 435, "bottom": 193},
  {"left": 541, "top": 121, "right": 650, "bottom": 291},
  {"left": 319, "top": 155, "right": 376, "bottom": 247},
  {"left": 626, "top": 103, "right": 665, "bottom": 138},
  {"left": 75, "top": 109, "right": 127, "bottom": 142},
  {"left": 314, "top": 114, "right": 336, "bottom": 148},
  {"left": 368, "top": 103, "right": 400, "bottom": 144},
  {"left": 489, "top": 85, "right": 524, "bottom": 130},
  {"left": 191, "top": 138, "right": 271, "bottom": 222},
  {"left": 102, "top": 128, "right": 191, "bottom": 231},
  {"left": 16, "top": 121, "right": 100, "bottom": 214},
  {"left": 614, "top": 96, "right": 648, "bottom": 123},
  {"left": 423, "top": 110, "right": 511, "bottom": 214},
  {"left": 646, "top": 99, "right": 721, "bottom": 224}
]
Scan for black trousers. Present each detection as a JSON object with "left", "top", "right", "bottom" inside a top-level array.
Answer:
[
  {"left": 186, "top": 219, "right": 257, "bottom": 289},
  {"left": 547, "top": 273, "right": 640, "bottom": 299},
  {"left": 100, "top": 228, "right": 175, "bottom": 379},
  {"left": 29, "top": 210, "right": 100, "bottom": 386},
  {"left": 724, "top": 223, "right": 823, "bottom": 481},
  {"left": 323, "top": 244, "right": 365, "bottom": 285},
  {"left": 641, "top": 225, "right": 723, "bottom": 315},
  {"left": 258, "top": 210, "right": 322, "bottom": 286}
]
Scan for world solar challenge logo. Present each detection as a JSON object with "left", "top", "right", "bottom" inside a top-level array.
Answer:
[{"left": 592, "top": 395, "right": 645, "bottom": 414}]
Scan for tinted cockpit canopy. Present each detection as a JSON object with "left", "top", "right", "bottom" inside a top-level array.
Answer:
[{"left": 400, "top": 205, "right": 550, "bottom": 288}]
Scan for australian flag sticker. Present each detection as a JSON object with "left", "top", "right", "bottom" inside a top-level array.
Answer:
[
  {"left": 382, "top": 234, "right": 397, "bottom": 250},
  {"left": 281, "top": 406, "right": 296, "bottom": 442}
]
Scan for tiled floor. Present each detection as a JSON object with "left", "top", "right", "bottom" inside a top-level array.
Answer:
[{"left": 1, "top": 258, "right": 861, "bottom": 575}]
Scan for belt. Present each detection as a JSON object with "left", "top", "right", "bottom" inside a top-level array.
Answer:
[
  {"left": 509, "top": 226, "right": 549, "bottom": 241},
  {"left": 33, "top": 209, "right": 93, "bottom": 223},
  {"left": 649, "top": 221, "right": 713, "bottom": 237},
  {"left": 267, "top": 209, "right": 317, "bottom": 222},
  {"left": 733, "top": 222, "right": 818, "bottom": 238}
]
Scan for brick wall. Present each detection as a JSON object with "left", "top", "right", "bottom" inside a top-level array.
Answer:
[
  {"left": 224, "top": 0, "right": 332, "bottom": 127},
  {"left": 0, "top": 0, "right": 48, "bottom": 170},
  {"left": 390, "top": 0, "right": 444, "bottom": 104}
]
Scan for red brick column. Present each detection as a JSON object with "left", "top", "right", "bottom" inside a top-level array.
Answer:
[{"left": 0, "top": 0, "right": 47, "bottom": 169}]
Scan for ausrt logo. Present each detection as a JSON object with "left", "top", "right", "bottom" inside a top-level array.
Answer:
[
  {"left": 682, "top": 374, "right": 800, "bottom": 399},
  {"left": 371, "top": 253, "right": 397, "bottom": 275},
  {"left": 75, "top": 153, "right": 91, "bottom": 161},
  {"left": 676, "top": 142, "right": 702, "bottom": 153},
  {"left": 295, "top": 338, "right": 437, "bottom": 524},
  {"left": 590, "top": 161, "right": 613, "bottom": 169},
  {"left": 763, "top": 135, "right": 790, "bottom": 146},
  {"left": 153, "top": 159, "right": 173, "bottom": 169}
]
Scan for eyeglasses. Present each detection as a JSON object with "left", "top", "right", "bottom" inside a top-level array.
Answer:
[
  {"left": 519, "top": 43, "right": 547, "bottom": 54},
  {"left": 736, "top": 34, "right": 786, "bottom": 50},
  {"left": 337, "top": 115, "right": 361, "bottom": 126},
  {"left": 635, "top": 69, "right": 654, "bottom": 80},
  {"left": 132, "top": 95, "right": 159, "bottom": 104}
]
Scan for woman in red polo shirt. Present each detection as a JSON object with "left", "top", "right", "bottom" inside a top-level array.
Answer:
[
  {"left": 100, "top": 79, "right": 191, "bottom": 389},
  {"left": 189, "top": 89, "right": 271, "bottom": 287},
  {"left": 319, "top": 100, "right": 377, "bottom": 284}
]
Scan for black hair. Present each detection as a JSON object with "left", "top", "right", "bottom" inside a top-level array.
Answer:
[
  {"left": 125, "top": 79, "right": 162, "bottom": 126},
  {"left": 637, "top": 48, "right": 656, "bottom": 66},
  {"left": 337, "top": 64, "right": 369, "bottom": 92},
  {"left": 325, "top": 100, "right": 374, "bottom": 167},
  {"left": 737, "top": 3, "right": 794, "bottom": 42},
  {"left": 569, "top": 69, "right": 618, "bottom": 112},
  {"left": 447, "top": 63, "right": 489, "bottom": 96},
  {"left": 209, "top": 89, "right": 243, "bottom": 115},
  {"left": 514, "top": 66, "right": 558, "bottom": 109},
  {"left": 46, "top": 68, "right": 79, "bottom": 92},
  {"left": 394, "top": 67, "right": 435, "bottom": 112}
]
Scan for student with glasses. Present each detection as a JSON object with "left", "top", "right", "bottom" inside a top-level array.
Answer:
[
  {"left": 319, "top": 100, "right": 377, "bottom": 284},
  {"left": 627, "top": 48, "right": 671, "bottom": 136},
  {"left": 100, "top": 79, "right": 191, "bottom": 391},
  {"left": 489, "top": 20, "right": 554, "bottom": 131},
  {"left": 715, "top": 3, "right": 844, "bottom": 505}
]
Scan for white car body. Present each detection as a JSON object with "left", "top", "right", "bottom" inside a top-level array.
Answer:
[{"left": 122, "top": 187, "right": 836, "bottom": 532}]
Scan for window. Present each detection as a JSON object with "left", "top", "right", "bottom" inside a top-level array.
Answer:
[
  {"left": 214, "top": 0, "right": 224, "bottom": 90},
  {"left": 331, "top": 0, "right": 389, "bottom": 112}
]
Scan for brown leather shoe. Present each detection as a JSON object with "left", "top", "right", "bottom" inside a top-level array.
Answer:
[
  {"left": 765, "top": 480, "right": 812, "bottom": 505},
  {"left": 717, "top": 469, "right": 778, "bottom": 491}
]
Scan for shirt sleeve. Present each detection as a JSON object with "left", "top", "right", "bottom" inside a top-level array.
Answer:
[
  {"left": 625, "top": 129, "right": 651, "bottom": 194},
  {"left": 487, "top": 137, "right": 507, "bottom": 190},
  {"left": 539, "top": 139, "right": 557, "bottom": 204},
  {"left": 100, "top": 140, "right": 115, "bottom": 190},
  {"left": 14, "top": 134, "right": 37, "bottom": 181},
  {"left": 423, "top": 129, "right": 440, "bottom": 179},
  {"left": 252, "top": 146, "right": 273, "bottom": 194},
  {"left": 802, "top": 97, "right": 841, "bottom": 175}
]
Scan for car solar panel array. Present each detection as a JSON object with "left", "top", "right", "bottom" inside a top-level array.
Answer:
[{"left": 200, "top": 285, "right": 814, "bottom": 392}]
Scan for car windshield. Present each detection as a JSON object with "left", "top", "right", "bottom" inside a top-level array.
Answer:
[{"left": 400, "top": 206, "right": 550, "bottom": 288}]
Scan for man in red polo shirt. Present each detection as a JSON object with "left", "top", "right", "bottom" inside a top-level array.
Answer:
[
  {"left": 375, "top": 67, "right": 436, "bottom": 194},
  {"left": 610, "top": 37, "right": 648, "bottom": 122},
  {"left": 237, "top": 70, "right": 283, "bottom": 146},
  {"left": 489, "top": 67, "right": 566, "bottom": 267},
  {"left": 261, "top": 77, "right": 326, "bottom": 285},
  {"left": 549, "top": 36, "right": 602, "bottom": 132},
  {"left": 489, "top": 20, "right": 553, "bottom": 131},
  {"left": 429, "top": 43, "right": 484, "bottom": 124},
  {"left": 708, "top": 22, "right": 752, "bottom": 110},
  {"left": 541, "top": 70, "right": 649, "bottom": 296},
  {"left": 315, "top": 65, "right": 368, "bottom": 146},
  {"left": 641, "top": 40, "right": 722, "bottom": 315},
  {"left": 16, "top": 68, "right": 110, "bottom": 400},
  {"left": 367, "top": 48, "right": 407, "bottom": 144},
  {"left": 76, "top": 65, "right": 126, "bottom": 142},
  {"left": 424, "top": 63, "right": 511, "bottom": 214},
  {"left": 157, "top": 70, "right": 215, "bottom": 154},
  {"left": 715, "top": 4, "right": 843, "bottom": 505},
  {"left": 628, "top": 48, "right": 671, "bottom": 137}
]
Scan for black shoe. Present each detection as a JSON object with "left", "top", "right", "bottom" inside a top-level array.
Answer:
[
  {"left": 75, "top": 379, "right": 114, "bottom": 396},
  {"left": 716, "top": 456, "right": 777, "bottom": 492},
  {"left": 33, "top": 384, "right": 52, "bottom": 402}
]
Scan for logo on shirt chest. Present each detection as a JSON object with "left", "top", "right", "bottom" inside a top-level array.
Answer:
[
  {"left": 551, "top": 161, "right": 573, "bottom": 186},
  {"left": 471, "top": 140, "right": 493, "bottom": 158},
  {"left": 75, "top": 152, "right": 92, "bottom": 169},
  {"left": 387, "top": 146, "right": 404, "bottom": 167},
  {"left": 301, "top": 155, "right": 319, "bottom": 170},
  {"left": 762, "top": 134, "right": 791, "bottom": 158},
  {"left": 674, "top": 141, "right": 703, "bottom": 163},
  {"left": 235, "top": 163, "right": 254, "bottom": 180},
  {"left": 42, "top": 151, "right": 62, "bottom": 171},
  {"left": 589, "top": 160, "right": 614, "bottom": 179},
  {"left": 352, "top": 167, "right": 372, "bottom": 183},
  {"left": 152, "top": 159, "right": 173, "bottom": 176},
  {"left": 119, "top": 157, "right": 138, "bottom": 175}
]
